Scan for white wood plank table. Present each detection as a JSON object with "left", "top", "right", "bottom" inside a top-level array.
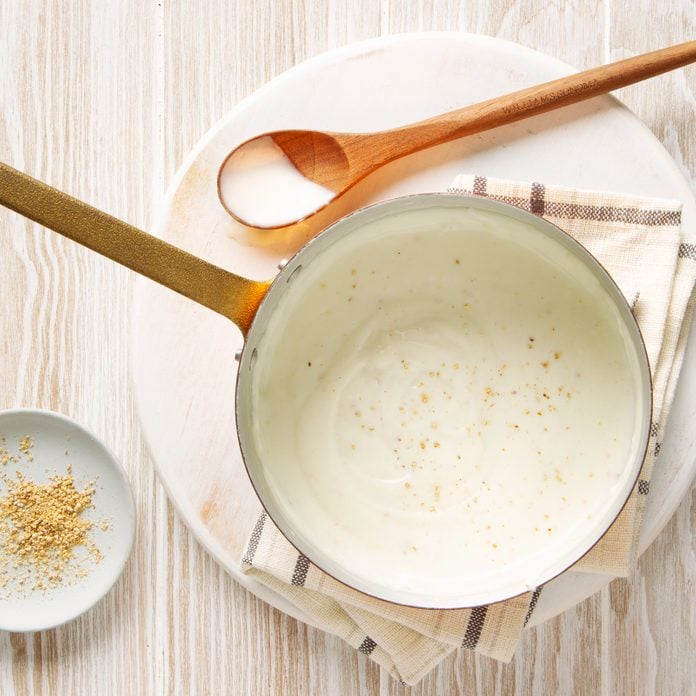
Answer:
[{"left": 0, "top": 2, "right": 693, "bottom": 694}]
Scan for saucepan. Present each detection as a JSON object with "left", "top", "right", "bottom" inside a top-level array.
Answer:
[{"left": 0, "top": 162, "right": 651, "bottom": 608}]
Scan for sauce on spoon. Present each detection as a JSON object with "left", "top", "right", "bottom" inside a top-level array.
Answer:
[{"left": 218, "top": 136, "right": 335, "bottom": 228}]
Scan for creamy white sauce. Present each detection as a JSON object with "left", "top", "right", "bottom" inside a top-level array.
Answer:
[
  {"left": 218, "top": 136, "right": 335, "bottom": 227},
  {"left": 249, "top": 206, "right": 645, "bottom": 602}
]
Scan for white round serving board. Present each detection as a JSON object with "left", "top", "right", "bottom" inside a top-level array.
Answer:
[{"left": 132, "top": 33, "right": 696, "bottom": 628}]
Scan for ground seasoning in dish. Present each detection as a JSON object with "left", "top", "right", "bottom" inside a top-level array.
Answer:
[
  {"left": 0, "top": 437, "right": 20, "bottom": 466},
  {"left": 0, "top": 437, "right": 103, "bottom": 597}
]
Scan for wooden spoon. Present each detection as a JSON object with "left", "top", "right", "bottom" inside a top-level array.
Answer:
[{"left": 218, "top": 40, "right": 696, "bottom": 229}]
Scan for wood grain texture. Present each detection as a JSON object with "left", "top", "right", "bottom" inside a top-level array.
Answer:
[{"left": 0, "top": 1, "right": 693, "bottom": 695}]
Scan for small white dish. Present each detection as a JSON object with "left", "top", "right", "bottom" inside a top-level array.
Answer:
[{"left": 0, "top": 409, "right": 135, "bottom": 632}]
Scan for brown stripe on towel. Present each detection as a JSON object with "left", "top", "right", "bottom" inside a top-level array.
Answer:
[
  {"left": 241, "top": 512, "right": 267, "bottom": 565},
  {"left": 462, "top": 606, "right": 488, "bottom": 649},
  {"left": 542, "top": 202, "right": 680, "bottom": 226},
  {"left": 358, "top": 636, "right": 377, "bottom": 655},
  {"left": 530, "top": 182, "right": 546, "bottom": 215},
  {"left": 291, "top": 553, "right": 311, "bottom": 586},
  {"left": 523, "top": 586, "right": 543, "bottom": 627},
  {"left": 679, "top": 242, "right": 696, "bottom": 260},
  {"left": 472, "top": 175, "right": 487, "bottom": 195},
  {"left": 467, "top": 192, "right": 681, "bottom": 227}
]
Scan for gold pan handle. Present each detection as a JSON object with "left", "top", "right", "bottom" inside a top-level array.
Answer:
[{"left": 0, "top": 162, "right": 269, "bottom": 336}]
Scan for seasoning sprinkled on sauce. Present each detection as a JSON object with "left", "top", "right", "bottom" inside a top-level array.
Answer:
[{"left": 250, "top": 206, "right": 644, "bottom": 598}]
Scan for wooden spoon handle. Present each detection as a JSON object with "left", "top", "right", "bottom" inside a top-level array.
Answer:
[
  {"left": 0, "top": 162, "right": 268, "bottom": 335},
  {"left": 379, "top": 41, "right": 696, "bottom": 156}
]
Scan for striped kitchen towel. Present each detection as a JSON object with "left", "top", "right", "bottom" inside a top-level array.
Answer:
[{"left": 241, "top": 176, "right": 695, "bottom": 685}]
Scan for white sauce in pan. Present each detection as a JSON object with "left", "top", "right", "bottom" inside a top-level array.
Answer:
[{"left": 249, "top": 205, "right": 646, "bottom": 601}]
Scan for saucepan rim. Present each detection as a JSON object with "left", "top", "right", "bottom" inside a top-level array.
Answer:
[{"left": 234, "top": 192, "right": 653, "bottom": 609}]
